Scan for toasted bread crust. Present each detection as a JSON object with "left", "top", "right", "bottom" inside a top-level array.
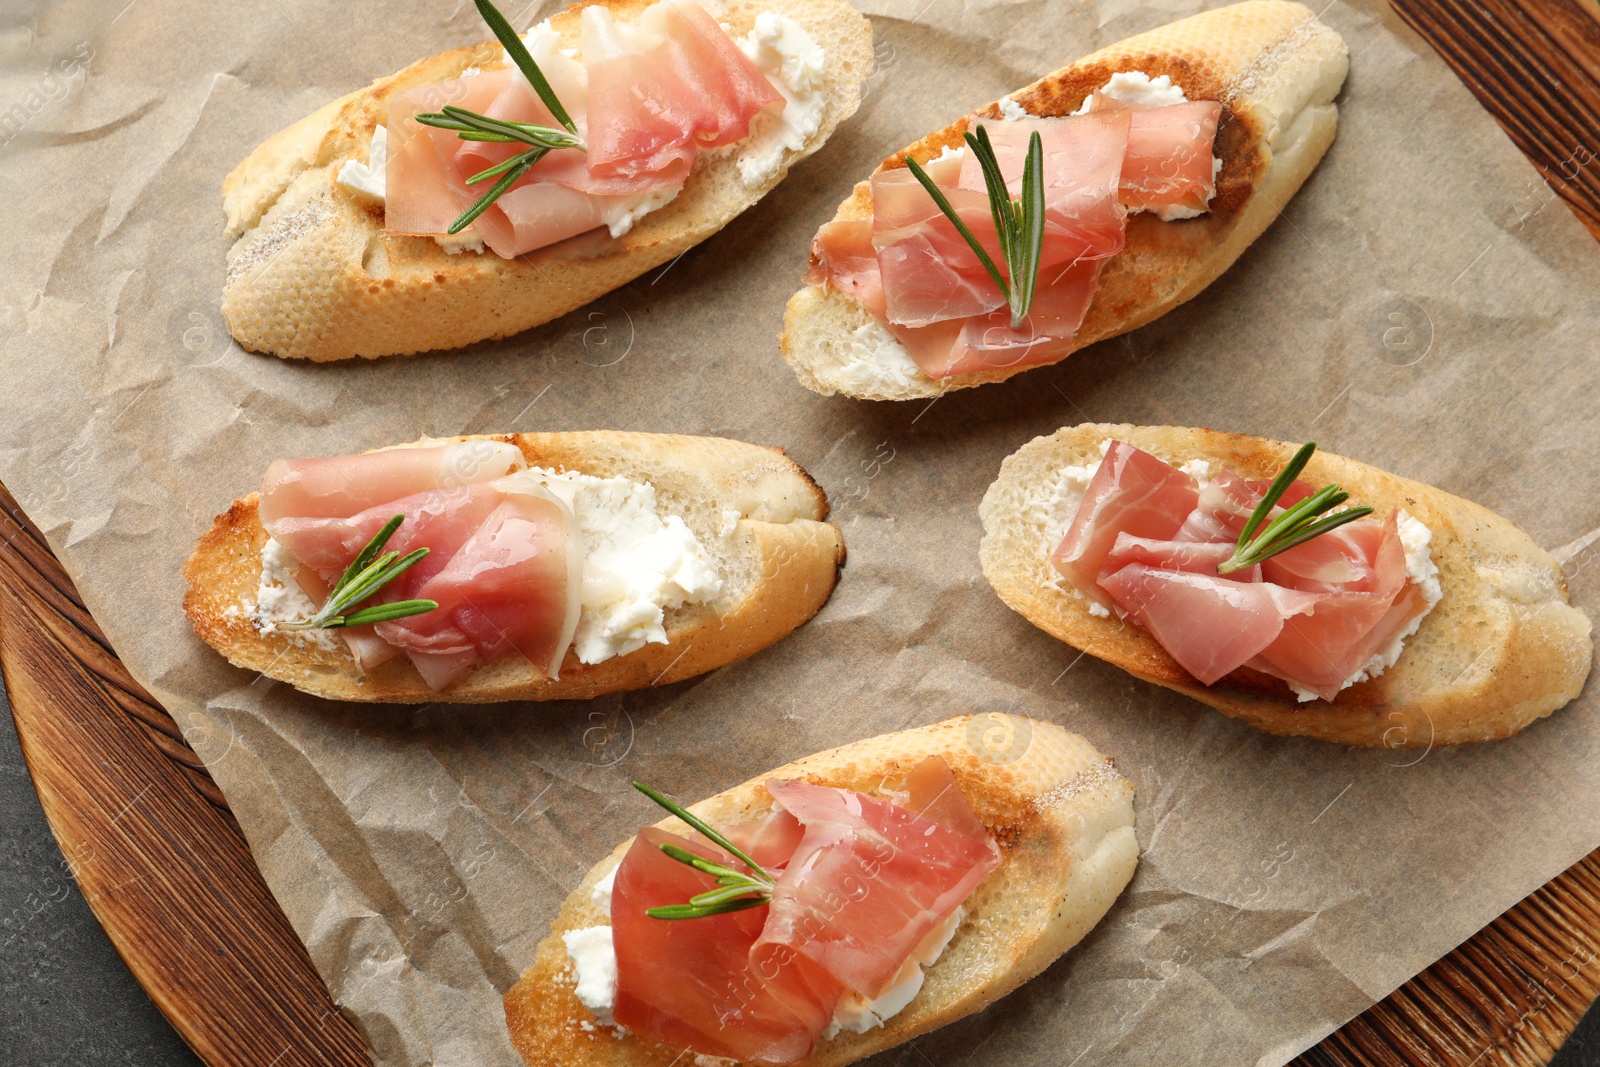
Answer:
[
  {"left": 220, "top": 0, "right": 874, "bottom": 360},
  {"left": 780, "top": 0, "right": 1349, "bottom": 399},
  {"left": 503, "top": 715, "right": 1138, "bottom": 1067},
  {"left": 979, "top": 424, "right": 1594, "bottom": 747},
  {"left": 182, "top": 432, "right": 844, "bottom": 702}
]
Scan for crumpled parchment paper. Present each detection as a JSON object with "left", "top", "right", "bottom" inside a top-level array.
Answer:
[{"left": 2, "top": 0, "right": 1598, "bottom": 1063}]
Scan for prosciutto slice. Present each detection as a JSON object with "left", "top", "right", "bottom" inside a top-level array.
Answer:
[
  {"left": 258, "top": 441, "right": 524, "bottom": 525},
  {"left": 1050, "top": 441, "right": 1432, "bottom": 702},
  {"left": 755, "top": 773, "right": 1000, "bottom": 1000},
  {"left": 610, "top": 827, "right": 842, "bottom": 1064},
  {"left": 1051, "top": 440, "right": 1201, "bottom": 602},
  {"left": 585, "top": 3, "right": 781, "bottom": 184},
  {"left": 610, "top": 757, "right": 998, "bottom": 1062},
  {"left": 379, "top": 480, "right": 583, "bottom": 685},
  {"left": 258, "top": 450, "right": 581, "bottom": 692},
  {"left": 1120, "top": 101, "right": 1223, "bottom": 215},
  {"left": 869, "top": 113, "right": 1128, "bottom": 334}
]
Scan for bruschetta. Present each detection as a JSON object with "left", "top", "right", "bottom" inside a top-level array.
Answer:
[
  {"left": 503, "top": 714, "right": 1137, "bottom": 1066},
  {"left": 221, "top": 0, "right": 873, "bottom": 360},
  {"left": 781, "top": 0, "right": 1348, "bottom": 399},
  {"left": 980, "top": 424, "right": 1593, "bottom": 747},
  {"left": 183, "top": 432, "right": 844, "bottom": 702}
]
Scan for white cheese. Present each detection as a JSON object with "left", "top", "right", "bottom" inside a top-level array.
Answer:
[
  {"left": 432, "top": 229, "right": 486, "bottom": 255},
  {"left": 997, "top": 94, "right": 1030, "bottom": 121},
  {"left": 1095, "top": 70, "right": 1189, "bottom": 110},
  {"left": 736, "top": 13, "right": 829, "bottom": 188},
  {"left": 563, "top": 926, "right": 620, "bottom": 1027},
  {"left": 932, "top": 143, "right": 967, "bottom": 165},
  {"left": 1040, "top": 438, "right": 1117, "bottom": 560},
  {"left": 830, "top": 318, "right": 927, "bottom": 395},
  {"left": 718, "top": 508, "right": 742, "bottom": 538},
  {"left": 252, "top": 538, "right": 337, "bottom": 650},
  {"left": 600, "top": 184, "right": 681, "bottom": 239},
  {"left": 506, "top": 467, "right": 723, "bottom": 665},
  {"left": 590, "top": 864, "right": 618, "bottom": 910},
  {"left": 336, "top": 124, "right": 388, "bottom": 200},
  {"left": 334, "top": 124, "right": 486, "bottom": 254},
  {"left": 822, "top": 907, "right": 965, "bottom": 1038}
]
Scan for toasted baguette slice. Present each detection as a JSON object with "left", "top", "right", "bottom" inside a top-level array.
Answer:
[
  {"left": 980, "top": 425, "right": 1594, "bottom": 747},
  {"left": 781, "top": 0, "right": 1348, "bottom": 400},
  {"left": 221, "top": 0, "right": 873, "bottom": 361},
  {"left": 503, "top": 714, "right": 1137, "bottom": 1067},
  {"left": 183, "top": 431, "right": 844, "bottom": 702}
]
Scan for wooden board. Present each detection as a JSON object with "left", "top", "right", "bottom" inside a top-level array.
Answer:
[{"left": 5, "top": 1, "right": 1600, "bottom": 1063}]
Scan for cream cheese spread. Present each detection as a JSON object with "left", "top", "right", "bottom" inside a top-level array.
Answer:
[
  {"left": 252, "top": 538, "right": 338, "bottom": 649},
  {"left": 503, "top": 467, "right": 723, "bottom": 665},
  {"left": 736, "top": 13, "right": 829, "bottom": 188},
  {"left": 830, "top": 317, "right": 927, "bottom": 396},
  {"left": 562, "top": 926, "right": 621, "bottom": 1027}
]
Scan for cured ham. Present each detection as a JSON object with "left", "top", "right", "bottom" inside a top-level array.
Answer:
[
  {"left": 1051, "top": 440, "right": 1200, "bottom": 601},
  {"left": 809, "top": 96, "right": 1221, "bottom": 378},
  {"left": 1120, "top": 101, "right": 1223, "bottom": 215},
  {"left": 383, "top": 2, "right": 781, "bottom": 258},
  {"left": 258, "top": 440, "right": 524, "bottom": 524},
  {"left": 584, "top": 3, "right": 782, "bottom": 184},
  {"left": 755, "top": 775, "right": 1000, "bottom": 1000},
  {"left": 1050, "top": 441, "right": 1434, "bottom": 701},
  {"left": 610, "top": 757, "right": 998, "bottom": 1061},
  {"left": 610, "top": 827, "right": 841, "bottom": 1063},
  {"left": 259, "top": 447, "right": 582, "bottom": 691}
]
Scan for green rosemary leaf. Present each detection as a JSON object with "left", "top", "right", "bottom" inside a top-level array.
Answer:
[
  {"left": 1235, "top": 441, "right": 1316, "bottom": 547},
  {"left": 645, "top": 897, "right": 770, "bottom": 921},
  {"left": 1250, "top": 506, "right": 1374, "bottom": 562},
  {"left": 1217, "top": 443, "right": 1378, "bottom": 575},
  {"left": 410, "top": 0, "right": 587, "bottom": 235},
  {"left": 474, "top": 0, "right": 579, "bottom": 135},
  {"left": 447, "top": 158, "right": 535, "bottom": 233},
  {"left": 465, "top": 147, "right": 550, "bottom": 186},
  {"left": 634, "top": 781, "right": 781, "bottom": 922},
  {"left": 278, "top": 516, "right": 437, "bottom": 631},
  {"left": 336, "top": 515, "right": 403, "bottom": 595},
  {"left": 689, "top": 884, "right": 770, "bottom": 909},
  {"left": 1014, "top": 130, "right": 1046, "bottom": 328},
  {"left": 337, "top": 599, "right": 441, "bottom": 628},
  {"left": 634, "top": 782, "right": 772, "bottom": 882}
]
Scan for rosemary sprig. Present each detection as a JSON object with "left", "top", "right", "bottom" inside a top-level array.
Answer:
[
  {"left": 633, "top": 781, "right": 775, "bottom": 921},
  {"left": 411, "top": 0, "right": 586, "bottom": 235},
  {"left": 1216, "top": 442, "right": 1375, "bottom": 575},
  {"left": 904, "top": 124, "right": 1045, "bottom": 330},
  {"left": 277, "top": 515, "right": 438, "bottom": 630}
]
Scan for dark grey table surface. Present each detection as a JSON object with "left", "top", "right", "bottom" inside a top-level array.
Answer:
[{"left": 2, "top": 675, "right": 1598, "bottom": 1067}]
